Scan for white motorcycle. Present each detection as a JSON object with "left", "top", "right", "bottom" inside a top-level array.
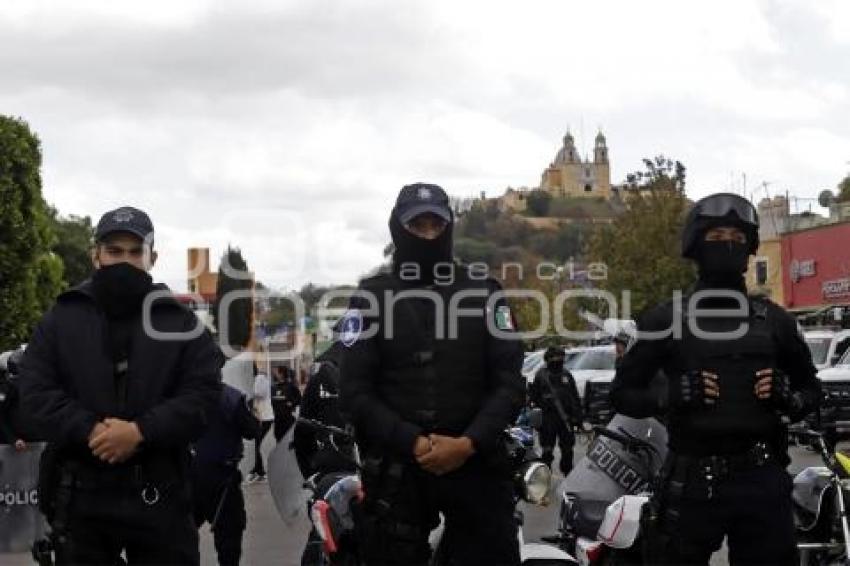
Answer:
[
  {"left": 547, "top": 415, "right": 667, "bottom": 565},
  {"left": 271, "top": 414, "right": 576, "bottom": 565},
  {"left": 791, "top": 424, "right": 850, "bottom": 565}
]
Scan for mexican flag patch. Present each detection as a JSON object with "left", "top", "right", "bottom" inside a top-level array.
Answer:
[{"left": 495, "top": 305, "right": 515, "bottom": 331}]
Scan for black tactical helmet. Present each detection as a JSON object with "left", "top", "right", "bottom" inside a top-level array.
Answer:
[{"left": 681, "top": 193, "right": 759, "bottom": 260}]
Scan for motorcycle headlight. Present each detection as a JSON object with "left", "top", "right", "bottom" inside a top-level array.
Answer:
[{"left": 520, "top": 462, "right": 552, "bottom": 505}]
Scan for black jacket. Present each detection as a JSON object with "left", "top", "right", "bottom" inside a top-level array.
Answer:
[
  {"left": 271, "top": 379, "right": 301, "bottom": 422},
  {"left": 611, "top": 290, "right": 819, "bottom": 458},
  {"left": 339, "top": 268, "right": 525, "bottom": 461},
  {"left": 529, "top": 367, "right": 583, "bottom": 427},
  {"left": 18, "top": 280, "right": 223, "bottom": 462},
  {"left": 294, "top": 343, "right": 352, "bottom": 477},
  {"left": 192, "top": 384, "right": 259, "bottom": 481}
]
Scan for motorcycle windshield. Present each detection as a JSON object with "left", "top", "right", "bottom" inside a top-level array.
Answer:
[{"left": 560, "top": 414, "right": 668, "bottom": 503}]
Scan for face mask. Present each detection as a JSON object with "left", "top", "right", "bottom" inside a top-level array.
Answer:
[
  {"left": 547, "top": 360, "right": 564, "bottom": 373},
  {"left": 697, "top": 240, "right": 749, "bottom": 287},
  {"left": 92, "top": 262, "right": 153, "bottom": 318},
  {"left": 389, "top": 214, "right": 453, "bottom": 284}
]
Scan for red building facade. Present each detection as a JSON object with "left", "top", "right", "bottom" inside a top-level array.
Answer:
[{"left": 781, "top": 221, "right": 850, "bottom": 310}]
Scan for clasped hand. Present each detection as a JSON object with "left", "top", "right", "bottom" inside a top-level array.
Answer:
[
  {"left": 88, "top": 418, "right": 144, "bottom": 465},
  {"left": 413, "top": 434, "right": 475, "bottom": 476}
]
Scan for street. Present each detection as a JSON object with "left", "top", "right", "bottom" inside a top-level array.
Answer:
[{"left": 1, "top": 434, "right": 829, "bottom": 566}]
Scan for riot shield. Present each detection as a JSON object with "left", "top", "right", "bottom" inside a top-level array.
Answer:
[
  {"left": 267, "top": 427, "right": 308, "bottom": 526},
  {"left": 0, "top": 442, "right": 47, "bottom": 553}
]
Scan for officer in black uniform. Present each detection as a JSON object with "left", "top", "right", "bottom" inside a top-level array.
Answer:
[
  {"left": 191, "top": 383, "right": 259, "bottom": 566},
  {"left": 340, "top": 183, "right": 526, "bottom": 566},
  {"left": 271, "top": 365, "right": 301, "bottom": 442},
  {"left": 293, "top": 338, "right": 355, "bottom": 478},
  {"left": 529, "top": 346, "right": 582, "bottom": 475},
  {"left": 19, "top": 206, "right": 223, "bottom": 565},
  {"left": 610, "top": 193, "right": 820, "bottom": 565}
]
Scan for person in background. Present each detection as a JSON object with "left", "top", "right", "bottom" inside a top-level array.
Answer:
[
  {"left": 191, "top": 384, "right": 259, "bottom": 566},
  {"left": 246, "top": 364, "right": 274, "bottom": 483},
  {"left": 529, "top": 346, "right": 582, "bottom": 476},
  {"left": 271, "top": 365, "right": 301, "bottom": 443}
]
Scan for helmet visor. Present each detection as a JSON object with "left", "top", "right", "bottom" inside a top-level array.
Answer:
[{"left": 694, "top": 194, "right": 757, "bottom": 224}]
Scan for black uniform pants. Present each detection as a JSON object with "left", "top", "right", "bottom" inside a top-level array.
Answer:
[
  {"left": 251, "top": 421, "right": 273, "bottom": 476},
  {"left": 53, "top": 484, "right": 198, "bottom": 565},
  {"left": 273, "top": 413, "right": 295, "bottom": 442},
  {"left": 357, "top": 459, "right": 520, "bottom": 566},
  {"left": 659, "top": 463, "right": 797, "bottom": 565},
  {"left": 193, "top": 470, "right": 247, "bottom": 566},
  {"left": 539, "top": 411, "right": 575, "bottom": 476}
]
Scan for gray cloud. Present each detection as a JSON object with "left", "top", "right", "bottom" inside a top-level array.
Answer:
[{"left": 1, "top": 0, "right": 848, "bottom": 291}]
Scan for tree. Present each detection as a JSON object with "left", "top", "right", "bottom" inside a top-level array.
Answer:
[
  {"left": 213, "top": 246, "right": 254, "bottom": 350},
  {"left": 588, "top": 158, "right": 695, "bottom": 316},
  {"left": 625, "top": 155, "right": 686, "bottom": 193},
  {"left": 526, "top": 190, "right": 552, "bottom": 216},
  {"left": 0, "top": 115, "right": 64, "bottom": 351},
  {"left": 838, "top": 175, "right": 850, "bottom": 202},
  {"left": 48, "top": 206, "right": 95, "bottom": 289}
]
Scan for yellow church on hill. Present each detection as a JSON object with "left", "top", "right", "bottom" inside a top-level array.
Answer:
[{"left": 540, "top": 130, "right": 612, "bottom": 199}]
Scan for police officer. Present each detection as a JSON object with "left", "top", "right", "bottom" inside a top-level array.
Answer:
[
  {"left": 611, "top": 193, "right": 820, "bottom": 565},
  {"left": 293, "top": 338, "right": 354, "bottom": 478},
  {"left": 271, "top": 365, "right": 301, "bottom": 443},
  {"left": 19, "top": 206, "right": 223, "bottom": 565},
  {"left": 529, "top": 346, "right": 582, "bottom": 475},
  {"left": 340, "top": 183, "right": 526, "bottom": 565},
  {"left": 191, "top": 383, "right": 259, "bottom": 566}
]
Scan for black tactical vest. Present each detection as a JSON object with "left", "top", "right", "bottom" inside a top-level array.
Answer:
[
  {"left": 362, "top": 270, "right": 492, "bottom": 436},
  {"left": 669, "top": 296, "right": 780, "bottom": 454}
]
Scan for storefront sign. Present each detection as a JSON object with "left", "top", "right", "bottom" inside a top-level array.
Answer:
[
  {"left": 823, "top": 277, "right": 850, "bottom": 300},
  {"left": 790, "top": 259, "right": 816, "bottom": 283}
]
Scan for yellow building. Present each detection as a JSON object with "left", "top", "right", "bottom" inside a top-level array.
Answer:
[
  {"left": 747, "top": 238, "right": 784, "bottom": 304},
  {"left": 540, "top": 130, "right": 612, "bottom": 199},
  {"left": 187, "top": 247, "right": 218, "bottom": 303}
]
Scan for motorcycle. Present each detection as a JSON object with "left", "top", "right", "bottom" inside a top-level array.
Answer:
[
  {"left": 791, "top": 423, "right": 850, "bottom": 565},
  {"left": 547, "top": 414, "right": 667, "bottom": 565},
  {"left": 277, "top": 413, "right": 576, "bottom": 565}
]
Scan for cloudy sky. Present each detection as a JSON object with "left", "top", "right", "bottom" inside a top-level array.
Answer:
[{"left": 2, "top": 0, "right": 849, "bottom": 292}]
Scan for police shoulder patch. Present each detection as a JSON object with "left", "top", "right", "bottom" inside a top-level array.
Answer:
[
  {"left": 495, "top": 305, "right": 515, "bottom": 331},
  {"left": 340, "top": 309, "right": 363, "bottom": 347}
]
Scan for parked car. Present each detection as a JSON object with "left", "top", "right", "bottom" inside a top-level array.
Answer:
[
  {"left": 814, "top": 348, "right": 850, "bottom": 438},
  {"left": 805, "top": 328, "right": 850, "bottom": 371}
]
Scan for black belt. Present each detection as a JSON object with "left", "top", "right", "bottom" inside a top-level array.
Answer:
[
  {"left": 59, "top": 459, "right": 180, "bottom": 495},
  {"left": 670, "top": 441, "right": 776, "bottom": 499}
]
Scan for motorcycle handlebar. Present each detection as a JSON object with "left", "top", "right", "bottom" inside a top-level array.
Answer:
[
  {"left": 592, "top": 425, "right": 658, "bottom": 455},
  {"left": 296, "top": 417, "right": 353, "bottom": 441}
]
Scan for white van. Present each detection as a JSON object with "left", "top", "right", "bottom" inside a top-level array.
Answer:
[{"left": 804, "top": 328, "right": 850, "bottom": 371}]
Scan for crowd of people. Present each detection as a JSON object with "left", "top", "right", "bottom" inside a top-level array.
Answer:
[{"left": 0, "top": 186, "right": 821, "bottom": 566}]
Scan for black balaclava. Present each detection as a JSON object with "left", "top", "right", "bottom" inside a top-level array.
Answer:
[
  {"left": 389, "top": 213, "right": 453, "bottom": 285},
  {"left": 544, "top": 347, "right": 564, "bottom": 374},
  {"left": 692, "top": 216, "right": 751, "bottom": 291},
  {"left": 92, "top": 262, "right": 154, "bottom": 319}
]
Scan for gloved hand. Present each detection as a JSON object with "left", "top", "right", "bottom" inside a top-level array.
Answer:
[
  {"left": 669, "top": 370, "right": 719, "bottom": 409},
  {"left": 755, "top": 368, "right": 803, "bottom": 416}
]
